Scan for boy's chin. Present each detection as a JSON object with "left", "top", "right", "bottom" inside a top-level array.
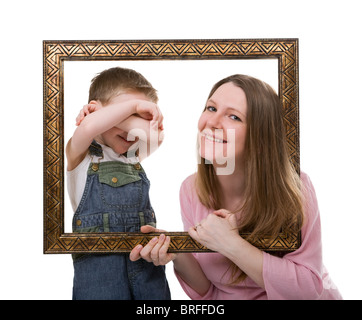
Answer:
[{"left": 122, "top": 146, "right": 139, "bottom": 158}]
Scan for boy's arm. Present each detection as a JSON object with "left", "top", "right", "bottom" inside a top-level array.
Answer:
[{"left": 66, "top": 99, "right": 161, "bottom": 170}]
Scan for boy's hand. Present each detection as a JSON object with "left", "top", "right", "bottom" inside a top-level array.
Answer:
[
  {"left": 75, "top": 100, "right": 102, "bottom": 126},
  {"left": 135, "top": 100, "right": 164, "bottom": 130}
]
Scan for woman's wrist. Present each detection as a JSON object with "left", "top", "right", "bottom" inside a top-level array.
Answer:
[
  {"left": 222, "top": 235, "right": 265, "bottom": 289},
  {"left": 219, "top": 233, "right": 247, "bottom": 260}
]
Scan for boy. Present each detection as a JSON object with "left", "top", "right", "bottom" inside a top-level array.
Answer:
[{"left": 66, "top": 67, "right": 170, "bottom": 300}]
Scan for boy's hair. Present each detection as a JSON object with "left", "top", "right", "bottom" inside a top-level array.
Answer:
[{"left": 88, "top": 67, "right": 158, "bottom": 104}]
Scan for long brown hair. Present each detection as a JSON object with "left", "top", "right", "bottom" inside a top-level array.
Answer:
[{"left": 196, "top": 74, "right": 304, "bottom": 283}]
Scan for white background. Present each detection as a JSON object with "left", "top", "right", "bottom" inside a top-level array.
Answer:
[
  {"left": 63, "top": 59, "right": 278, "bottom": 231},
  {"left": 0, "top": 0, "right": 361, "bottom": 300}
]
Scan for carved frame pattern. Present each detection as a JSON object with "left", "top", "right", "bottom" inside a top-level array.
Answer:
[{"left": 43, "top": 39, "right": 300, "bottom": 254}]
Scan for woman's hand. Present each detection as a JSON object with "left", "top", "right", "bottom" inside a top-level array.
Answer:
[
  {"left": 190, "top": 210, "right": 265, "bottom": 288},
  {"left": 129, "top": 225, "right": 176, "bottom": 266},
  {"left": 188, "top": 209, "right": 240, "bottom": 253},
  {"left": 75, "top": 100, "right": 102, "bottom": 126}
]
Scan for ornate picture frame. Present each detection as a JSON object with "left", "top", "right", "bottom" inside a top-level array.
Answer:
[{"left": 43, "top": 39, "right": 300, "bottom": 254}]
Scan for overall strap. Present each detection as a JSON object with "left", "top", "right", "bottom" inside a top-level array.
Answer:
[
  {"left": 89, "top": 140, "right": 103, "bottom": 172},
  {"left": 89, "top": 140, "right": 104, "bottom": 158}
]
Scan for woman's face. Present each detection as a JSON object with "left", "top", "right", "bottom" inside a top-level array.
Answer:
[{"left": 198, "top": 82, "right": 248, "bottom": 174}]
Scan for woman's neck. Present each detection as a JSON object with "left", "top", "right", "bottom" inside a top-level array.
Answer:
[{"left": 215, "top": 164, "right": 245, "bottom": 212}]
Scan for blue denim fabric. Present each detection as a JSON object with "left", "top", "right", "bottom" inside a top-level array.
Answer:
[
  {"left": 72, "top": 144, "right": 170, "bottom": 300},
  {"left": 72, "top": 254, "right": 170, "bottom": 300}
]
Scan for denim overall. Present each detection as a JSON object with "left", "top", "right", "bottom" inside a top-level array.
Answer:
[{"left": 72, "top": 141, "right": 170, "bottom": 300}]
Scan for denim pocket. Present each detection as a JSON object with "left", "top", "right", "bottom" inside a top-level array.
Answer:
[
  {"left": 98, "top": 171, "right": 141, "bottom": 188},
  {"left": 98, "top": 167, "right": 143, "bottom": 208},
  {"left": 100, "top": 180, "right": 142, "bottom": 208}
]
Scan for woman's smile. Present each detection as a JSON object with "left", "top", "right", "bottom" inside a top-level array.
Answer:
[{"left": 201, "top": 131, "right": 228, "bottom": 144}]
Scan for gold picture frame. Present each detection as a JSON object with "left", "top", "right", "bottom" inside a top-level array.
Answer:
[{"left": 43, "top": 39, "right": 300, "bottom": 254}]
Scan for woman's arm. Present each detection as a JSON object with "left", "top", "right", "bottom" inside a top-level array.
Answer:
[
  {"left": 188, "top": 210, "right": 265, "bottom": 289},
  {"left": 189, "top": 174, "right": 342, "bottom": 299},
  {"left": 217, "top": 232, "right": 264, "bottom": 289},
  {"left": 260, "top": 173, "right": 342, "bottom": 299},
  {"left": 173, "top": 253, "right": 211, "bottom": 297}
]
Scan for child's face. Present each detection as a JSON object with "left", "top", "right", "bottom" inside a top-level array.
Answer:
[
  {"left": 100, "top": 91, "right": 149, "bottom": 155},
  {"left": 198, "top": 82, "right": 248, "bottom": 169}
]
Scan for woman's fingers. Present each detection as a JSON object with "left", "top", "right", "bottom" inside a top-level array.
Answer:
[
  {"left": 154, "top": 235, "right": 177, "bottom": 265},
  {"left": 140, "top": 225, "right": 166, "bottom": 233},
  {"left": 150, "top": 234, "right": 166, "bottom": 265},
  {"left": 139, "top": 236, "right": 159, "bottom": 262},
  {"left": 188, "top": 225, "right": 201, "bottom": 243},
  {"left": 130, "top": 234, "right": 175, "bottom": 265},
  {"left": 130, "top": 226, "right": 173, "bottom": 265},
  {"left": 213, "top": 209, "right": 230, "bottom": 218},
  {"left": 130, "top": 236, "right": 158, "bottom": 262},
  {"left": 129, "top": 244, "right": 143, "bottom": 261}
]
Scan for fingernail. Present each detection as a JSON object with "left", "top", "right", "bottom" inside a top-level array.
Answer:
[
  {"left": 159, "top": 130, "right": 164, "bottom": 141},
  {"left": 151, "top": 120, "right": 158, "bottom": 130}
]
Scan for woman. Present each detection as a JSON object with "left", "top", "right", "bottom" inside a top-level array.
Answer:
[{"left": 130, "top": 74, "right": 342, "bottom": 300}]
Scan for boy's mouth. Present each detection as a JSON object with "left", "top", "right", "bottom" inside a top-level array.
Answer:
[{"left": 118, "top": 134, "right": 132, "bottom": 142}]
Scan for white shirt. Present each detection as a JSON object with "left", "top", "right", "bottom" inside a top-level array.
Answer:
[{"left": 66, "top": 143, "right": 139, "bottom": 212}]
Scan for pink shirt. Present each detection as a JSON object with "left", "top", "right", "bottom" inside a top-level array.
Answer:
[{"left": 175, "top": 172, "right": 342, "bottom": 300}]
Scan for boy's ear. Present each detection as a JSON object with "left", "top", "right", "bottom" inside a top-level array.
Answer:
[{"left": 89, "top": 100, "right": 103, "bottom": 110}]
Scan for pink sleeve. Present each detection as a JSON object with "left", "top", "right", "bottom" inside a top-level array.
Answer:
[
  {"left": 174, "top": 271, "right": 215, "bottom": 300},
  {"left": 178, "top": 176, "right": 195, "bottom": 231},
  {"left": 174, "top": 175, "right": 217, "bottom": 300},
  {"left": 263, "top": 173, "right": 342, "bottom": 299}
]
